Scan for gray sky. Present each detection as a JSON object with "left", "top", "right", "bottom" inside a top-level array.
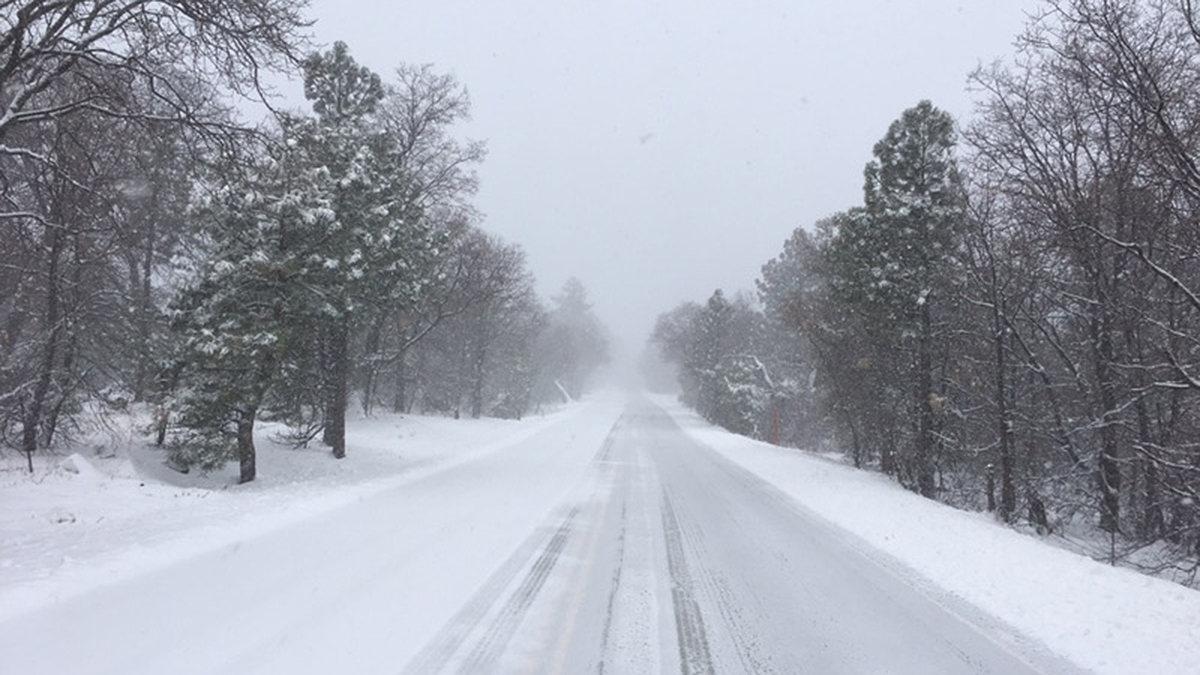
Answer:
[{"left": 303, "top": 0, "right": 1038, "bottom": 354}]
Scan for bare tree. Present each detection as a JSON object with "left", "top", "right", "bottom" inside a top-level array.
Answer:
[
  {"left": 967, "top": 0, "right": 1200, "bottom": 559},
  {"left": 0, "top": 1, "right": 308, "bottom": 470},
  {"left": 0, "top": 0, "right": 308, "bottom": 156}
]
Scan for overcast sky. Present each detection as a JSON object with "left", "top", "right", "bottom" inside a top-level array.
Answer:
[{"left": 300, "top": 0, "right": 1039, "bottom": 355}]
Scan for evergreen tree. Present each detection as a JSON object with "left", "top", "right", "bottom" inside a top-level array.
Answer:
[
  {"left": 168, "top": 142, "right": 336, "bottom": 482},
  {"left": 689, "top": 290, "right": 735, "bottom": 422},
  {"left": 652, "top": 289, "right": 776, "bottom": 437},
  {"left": 826, "top": 101, "right": 967, "bottom": 496},
  {"left": 292, "top": 42, "right": 437, "bottom": 458},
  {"left": 539, "top": 279, "right": 609, "bottom": 399},
  {"left": 650, "top": 302, "right": 704, "bottom": 404},
  {"left": 757, "top": 227, "right": 825, "bottom": 446}
]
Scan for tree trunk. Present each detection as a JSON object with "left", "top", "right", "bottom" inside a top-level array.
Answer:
[
  {"left": 22, "top": 228, "right": 65, "bottom": 472},
  {"left": 361, "top": 317, "right": 384, "bottom": 416},
  {"left": 237, "top": 409, "right": 257, "bottom": 484},
  {"left": 915, "top": 303, "right": 936, "bottom": 498},
  {"left": 155, "top": 405, "right": 168, "bottom": 446},
  {"left": 133, "top": 224, "right": 155, "bottom": 401},
  {"left": 881, "top": 433, "right": 896, "bottom": 476},
  {"left": 43, "top": 247, "right": 84, "bottom": 449},
  {"left": 392, "top": 346, "right": 408, "bottom": 413},
  {"left": 325, "top": 312, "right": 350, "bottom": 459},
  {"left": 993, "top": 294, "right": 1016, "bottom": 522},
  {"left": 321, "top": 323, "right": 335, "bottom": 446},
  {"left": 470, "top": 343, "right": 487, "bottom": 419},
  {"left": 1095, "top": 322, "right": 1122, "bottom": 533},
  {"left": 1134, "top": 397, "right": 1165, "bottom": 539},
  {"left": 41, "top": 327, "right": 77, "bottom": 449},
  {"left": 847, "top": 415, "right": 862, "bottom": 469}
]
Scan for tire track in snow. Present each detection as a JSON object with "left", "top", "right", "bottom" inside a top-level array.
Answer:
[
  {"left": 455, "top": 505, "right": 580, "bottom": 674},
  {"left": 660, "top": 488, "right": 716, "bottom": 675},
  {"left": 401, "top": 416, "right": 626, "bottom": 675},
  {"left": 399, "top": 505, "right": 581, "bottom": 675},
  {"left": 596, "top": 497, "right": 628, "bottom": 675},
  {"left": 700, "top": 564, "right": 779, "bottom": 675},
  {"left": 591, "top": 415, "right": 624, "bottom": 464},
  {"left": 675, "top": 475, "right": 779, "bottom": 675}
]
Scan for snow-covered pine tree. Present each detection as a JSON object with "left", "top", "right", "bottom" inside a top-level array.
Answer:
[
  {"left": 756, "top": 226, "right": 826, "bottom": 447},
  {"left": 168, "top": 141, "right": 337, "bottom": 483},
  {"left": 687, "top": 289, "right": 734, "bottom": 425},
  {"left": 486, "top": 294, "right": 544, "bottom": 420},
  {"left": 538, "top": 279, "right": 610, "bottom": 400},
  {"left": 826, "top": 101, "right": 968, "bottom": 497},
  {"left": 651, "top": 289, "right": 776, "bottom": 437},
  {"left": 293, "top": 42, "right": 438, "bottom": 458},
  {"left": 649, "top": 301, "right": 704, "bottom": 406}
]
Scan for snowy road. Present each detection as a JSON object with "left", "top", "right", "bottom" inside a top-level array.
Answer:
[
  {"left": 3, "top": 397, "right": 1071, "bottom": 674},
  {"left": 407, "top": 401, "right": 1060, "bottom": 675}
]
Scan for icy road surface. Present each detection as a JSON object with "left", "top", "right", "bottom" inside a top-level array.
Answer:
[{"left": 3, "top": 398, "right": 1076, "bottom": 674}]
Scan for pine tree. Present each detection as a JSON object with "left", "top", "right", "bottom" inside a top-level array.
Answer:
[
  {"left": 168, "top": 143, "right": 337, "bottom": 482},
  {"left": 539, "top": 279, "right": 609, "bottom": 399},
  {"left": 757, "top": 227, "right": 826, "bottom": 446},
  {"left": 688, "top": 290, "right": 735, "bottom": 423},
  {"left": 293, "top": 42, "right": 437, "bottom": 458},
  {"left": 827, "top": 101, "right": 967, "bottom": 496}
]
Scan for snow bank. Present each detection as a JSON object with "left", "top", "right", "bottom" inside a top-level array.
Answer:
[{"left": 655, "top": 396, "right": 1200, "bottom": 675}]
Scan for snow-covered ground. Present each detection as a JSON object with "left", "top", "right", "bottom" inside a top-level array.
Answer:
[
  {"left": 652, "top": 395, "right": 1200, "bottom": 675},
  {"left": 1, "top": 395, "right": 634, "bottom": 674},
  {"left": 4, "top": 392, "right": 1199, "bottom": 674},
  {"left": 0, "top": 402, "right": 581, "bottom": 623}
]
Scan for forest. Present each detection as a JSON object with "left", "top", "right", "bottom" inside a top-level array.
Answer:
[
  {"left": 0, "top": 2, "right": 609, "bottom": 484},
  {"left": 653, "top": 0, "right": 1200, "bottom": 582},
  {"left": 5, "top": 0, "right": 1200, "bottom": 583}
]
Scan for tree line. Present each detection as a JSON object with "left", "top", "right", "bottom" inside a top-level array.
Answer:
[
  {"left": 1, "top": 1, "right": 609, "bottom": 483},
  {"left": 653, "top": 0, "right": 1200, "bottom": 580}
]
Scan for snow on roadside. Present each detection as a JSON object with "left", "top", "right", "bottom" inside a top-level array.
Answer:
[
  {"left": 653, "top": 396, "right": 1200, "bottom": 675},
  {"left": 0, "top": 404, "right": 578, "bottom": 622}
]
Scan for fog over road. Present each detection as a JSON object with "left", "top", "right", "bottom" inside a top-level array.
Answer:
[{"left": 3, "top": 397, "right": 1069, "bottom": 674}]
